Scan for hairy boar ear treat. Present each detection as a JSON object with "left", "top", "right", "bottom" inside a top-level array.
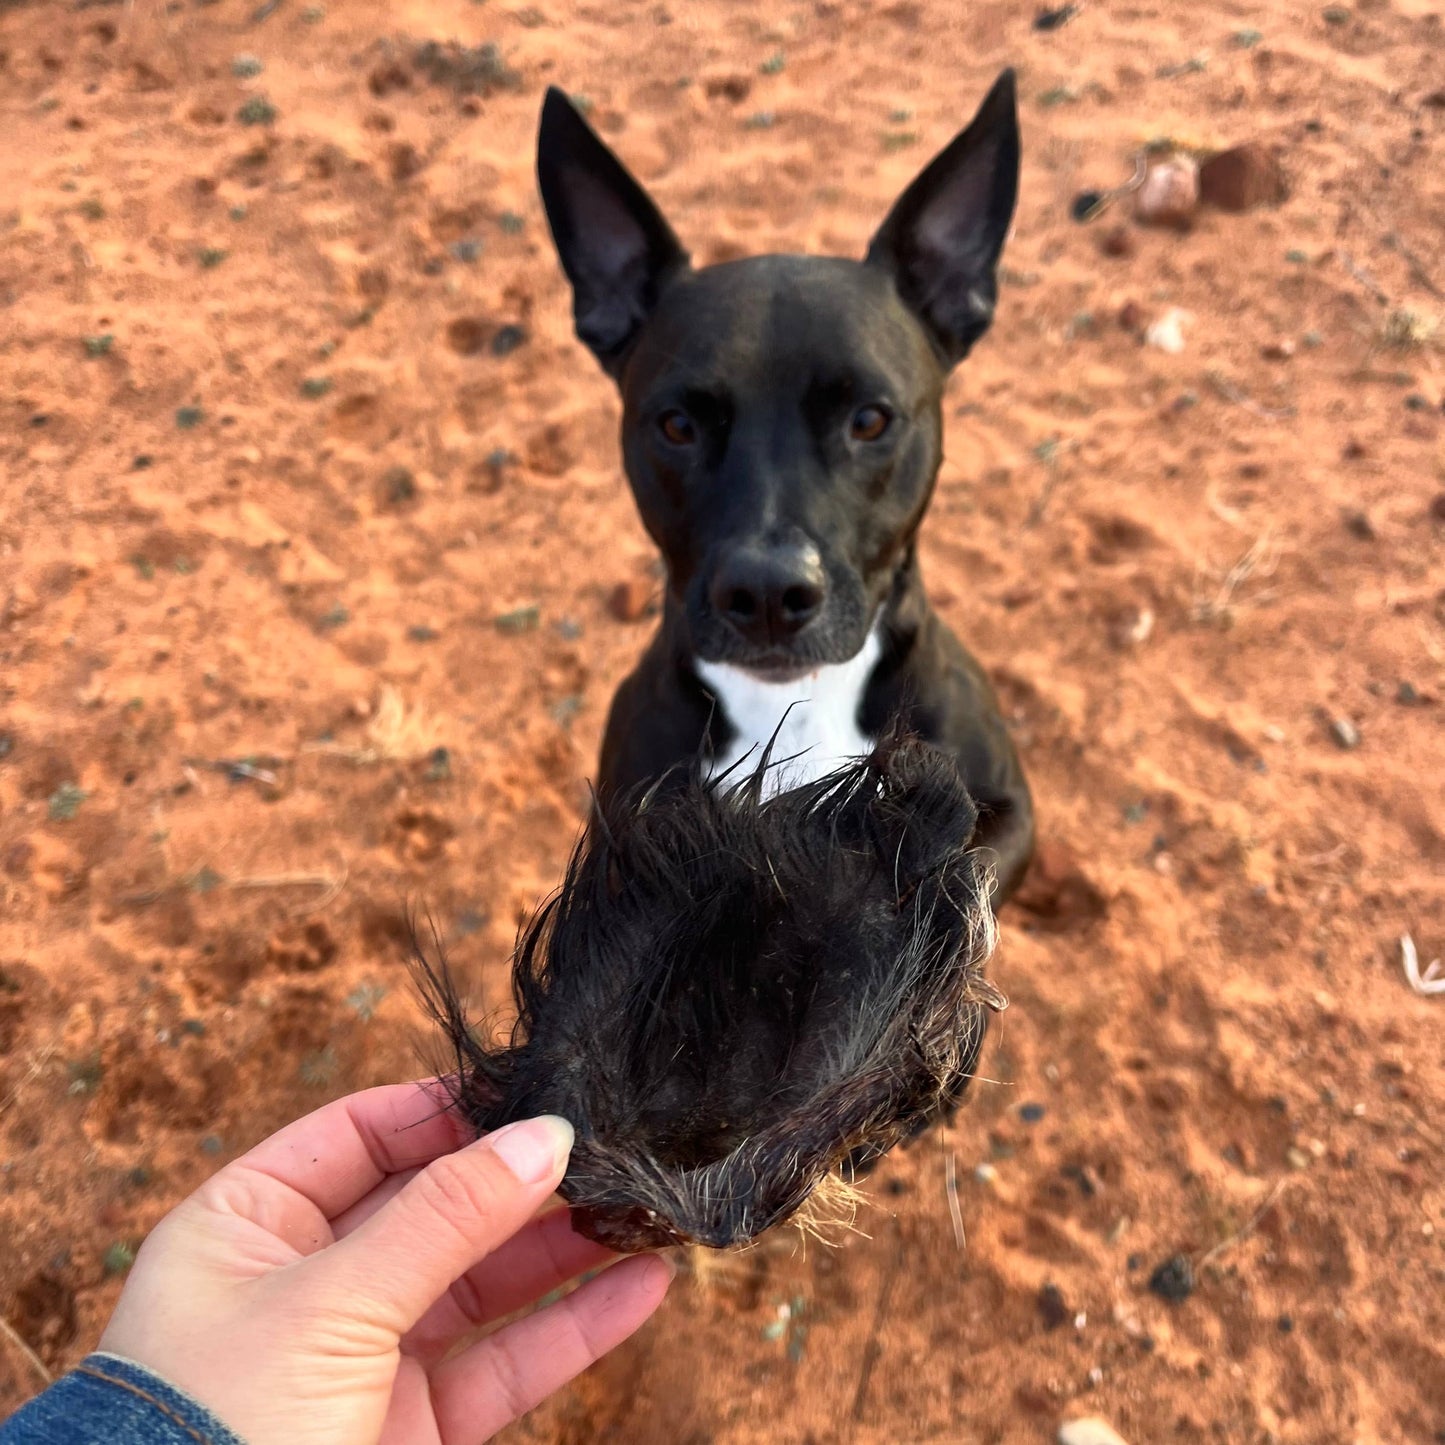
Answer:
[{"left": 416, "top": 731, "right": 1005, "bottom": 1252}]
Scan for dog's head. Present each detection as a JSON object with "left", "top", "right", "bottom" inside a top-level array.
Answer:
[{"left": 537, "top": 72, "right": 1020, "bottom": 678}]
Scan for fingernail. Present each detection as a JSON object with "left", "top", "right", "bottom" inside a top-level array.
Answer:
[{"left": 488, "top": 1115, "right": 574, "bottom": 1185}]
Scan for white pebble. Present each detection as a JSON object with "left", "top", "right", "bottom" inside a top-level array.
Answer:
[
  {"left": 1145, "top": 307, "right": 1190, "bottom": 354},
  {"left": 1059, "top": 1420, "right": 1130, "bottom": 1445}
]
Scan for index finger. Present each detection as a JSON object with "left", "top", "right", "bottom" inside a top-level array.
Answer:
[{"left": 233, "top": 1079, "right": 475, "bottom": 1220}]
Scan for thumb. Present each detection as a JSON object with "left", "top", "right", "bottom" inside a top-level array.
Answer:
[{"left": 313, "top": 1114, "right": 575, "bottom": 1336}]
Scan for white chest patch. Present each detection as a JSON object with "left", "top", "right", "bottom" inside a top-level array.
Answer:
[{"left": 694, "top": 622, "right": 883, "bottom": 798}]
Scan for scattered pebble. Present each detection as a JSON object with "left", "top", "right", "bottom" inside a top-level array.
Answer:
[
  {"left": 1098, "top": 225, "right": 1134, "bottom": 258},
  {"left": 1198, "top": 143, "right": 1288, "bottom": 212},
  {"left": 491, "top": 323, "right": 528, "bottom": 357},
  {"left": 973, "top": 1162, "right": 999, "bottom": 1186},
  {"left": 1287, "top": 1145, "right": 1311, "bottom": 1170},
  {"left": 1396, "top": 681, "right": 1423, "bottom": 706},
  {"left": 1147, "top": 1254, "right": 1194, "bottom": 1302},
  {"left": 1133, "top": 152, "right": 1198, "bottom": 229},
  {"left": 1261, "top": 338, "right": 1295, "bottom": 360},
  {"left": 1038, "top": 1282, "right": 1070, "bottom": 1330},
  {"left": 1059, "top": 1419, "right": 1130, "bottom": 1445},
  {"left": 1277, "top": 1313, "right": 1294, "bottom": 1332},
  {"left": 381, "top": 465, "right": 417, "bottom": 506},
  {"left": 1429, "top": 493, "right": 1445, "bottom": 523},
  {"left": 200, "top": 1135, "right": 224, "bottom": 1155},
  {"left": 1145, "top": 308, "right": 1190, "bottom": 354},
  {"left": 1328, "top": 717, "right": 1360, "bottom": 750},
  {"left": 1343, "top": 509, "right": 1375, "bottom": 540},
  {"left": 47, "top": 782, "right": 87, "bottom": 821},
  {"left": 609, "top": 578, "right": 653, "bottom": 623},
  {"left": 1070, "top": 190, "right": 1106, "bottom": 223},
  {"left": 494, "top": 605, "right": 541, "bottom": 635},
  {"left": 1019, "top": 1102, "right": 1047, "bottom": 1123},
  {"left": 1117, "top": 299, "right": 1146, "bottom": 334},
  {"left": 236, "top": 95, "right": 278, "bottom": 126},
  {"left": 102, "top": 1242, "right": 136, "bottom": 1276},
  {"left": 231, "top": 53, "right": 264, "bottom": 78},
  {"left": 1033, "top": 4, "right": 1079, "bottom": 30}
]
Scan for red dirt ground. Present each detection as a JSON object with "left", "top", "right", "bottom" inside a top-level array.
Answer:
[{"left": 2, "top": 2, "right": 1443, "bottom": 1441}]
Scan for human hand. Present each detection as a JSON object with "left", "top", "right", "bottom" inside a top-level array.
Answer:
[{"left": 98, "top": 1082, "right": 671, "bottom": 1445}]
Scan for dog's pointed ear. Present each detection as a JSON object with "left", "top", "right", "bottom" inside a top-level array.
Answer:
[
  {"left": 865, "top": 69, "right": 1020, "bottom": 367},
  {"left": 537, "top": 88, "right": 691, "bottom": 378}
]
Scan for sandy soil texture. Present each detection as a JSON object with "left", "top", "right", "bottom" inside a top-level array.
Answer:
[{"left": 2, "top": 1, "right": 1443, "bottom": 1441}]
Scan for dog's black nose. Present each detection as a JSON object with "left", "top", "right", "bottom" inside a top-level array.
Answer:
[{"left": 709, "top": 543, "right": 827, "bottom": 645}]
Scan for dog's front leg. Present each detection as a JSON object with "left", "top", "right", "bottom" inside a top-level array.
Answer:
[{"left": 969, "top": 786, "right": 1035, "bottom": 909}]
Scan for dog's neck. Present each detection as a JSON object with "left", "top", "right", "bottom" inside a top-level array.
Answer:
[{"left": 693, "top": 618, "right": 886, "bottom": 796}]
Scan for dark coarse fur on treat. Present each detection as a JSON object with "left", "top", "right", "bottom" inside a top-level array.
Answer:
[{"left": 415, "top": 730, "right": 1005, "bottom": 1252}]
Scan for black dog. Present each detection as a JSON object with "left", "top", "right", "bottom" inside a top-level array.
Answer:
[{"left": 537, "top": 70, "right": 1034, "bottom": 904}]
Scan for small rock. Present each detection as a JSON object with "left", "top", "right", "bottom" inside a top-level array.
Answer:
[
  {"left": 491, "top": 323, "right": 528, "bottom": 358},
  {"left": 1277, "top": 1313, "right": 1294, "bottom": 1333},
  {"left": 1287, "top": 1145, "right": 1311, "bottom": 1170},
  {"left": 608, "top": 578, "right": 652, "bottom": 623},
  {"left": 1329, "top": 717, "right": 1360, "bottom": 750},
  {"left": 1059, "top": 1419, "right": 1130, "bottom": 1445},
  {"left": 1261, "top": 338, "right": 1295, "bottom": 360},
  {"left": 1112, "top": 605, "right": 1154, "bottom": 648},
  {"left": 1098, "top": 225, "right": 1134, "bottom": 259},
  {"left": 1037, "top": 1282, "right": 1070, "bottom": 1330},
  {"left": 1117, "top": 300, "right": 1146, "bottom": 335},
  {"left": 1145, "top": 308, "right": 1190, "bottom": 354},
  {"left": 1020, "top": 1102, "right": 1047, "bottom": 1124},
  {"left": 1070, "top": 190, "right": 1106, "bottom": 223},
  {"left": 1133, "top": 152, "right": 1198, "bottom": 229},
  {"left": 1198, "top": 143, "right": 1288, "bottom": 212},
  {"left": 1396, "top": 680, "right": 1423, "bottom": 706},
  {"left": 1429, "top": 493, "right": 1445, "bottom": 523},
  {"left": 1343, "top": 509, "right": 1375, "bottom": 540},
  {"left": 494, "top": 605, "right": 540, "bottom": 635},
  {"left": 1148, "top": 1254, "right": 1194, "bottom": 1302},
  {"left": 1341, "top": 437, "right": 1367, "bottom": 461},
  {"left": 1033, "top": 4, "right": 1079, "bottom": 31}
]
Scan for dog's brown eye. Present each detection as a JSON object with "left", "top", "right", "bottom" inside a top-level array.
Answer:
[
  {"left": 658, "top": 410, "right": 697, "bottom": 447},
  {"left": 850, "top": 405, "right": 892, "bottom": 442}
]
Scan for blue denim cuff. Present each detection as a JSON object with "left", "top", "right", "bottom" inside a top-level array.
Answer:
[{"left": 0, "top": 1353, "right": 246, "bottom": 1445}]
